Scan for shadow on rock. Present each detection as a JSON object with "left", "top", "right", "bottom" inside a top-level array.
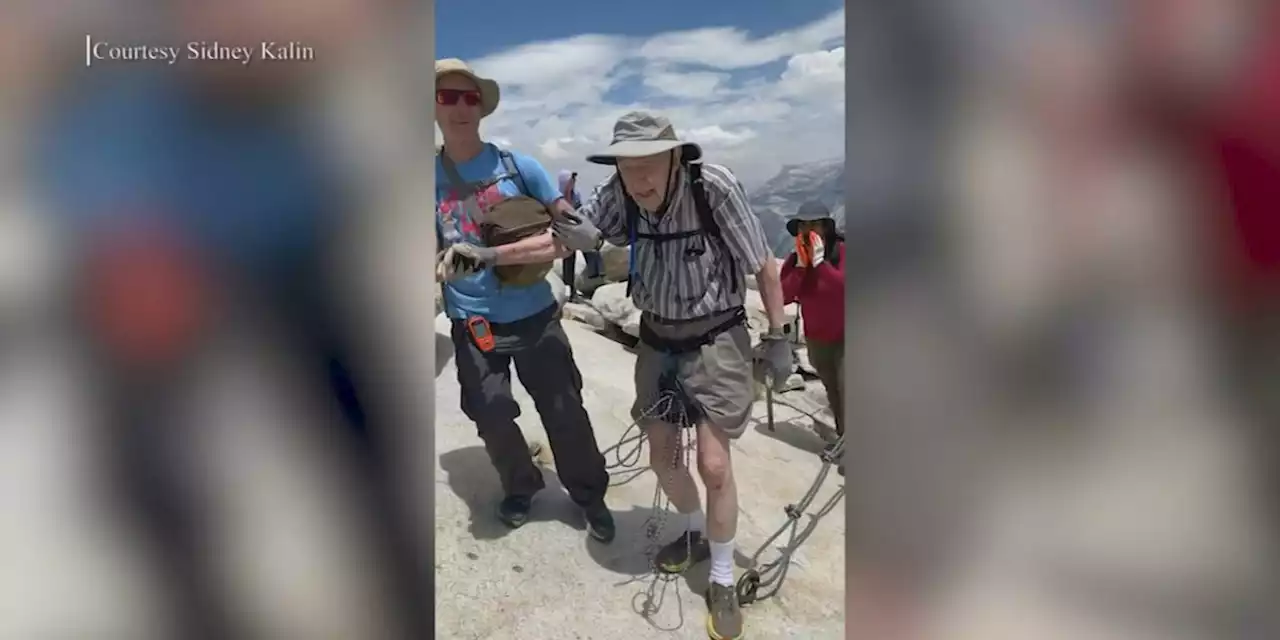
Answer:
[
  {"left": 590, "top": 533, "right": 756, "bottom": 633},
  {"left": 585, "top": 505, "right": 680, "bottom": 576},
  {"left": 435, "top": 331, "right": 454, "bottom": 378},
  {"left": 585, "top": 505, "right": 754, "bottom": 582},
  {"left": 752, "top": 417, "right": 828, "bottom": 456},
  {"left": 438, "top": 446, "right": 584, "bottom": 541}
]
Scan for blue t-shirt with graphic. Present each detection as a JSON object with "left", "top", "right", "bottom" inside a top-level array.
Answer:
[{"left": 436, "top": 144, "right": 562, "bottom": 323}]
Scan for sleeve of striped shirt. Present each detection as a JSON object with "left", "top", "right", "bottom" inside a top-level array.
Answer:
[
  {"left": 703, "top": 165, "right": 771, "bottom": 273},
  {"left": 579, "top": 177, "right": 630, "bottom": 246}
]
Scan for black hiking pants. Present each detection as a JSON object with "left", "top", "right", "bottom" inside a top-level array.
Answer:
[{"left": 451, "top": 304, "right": 608, "bottom": 506}]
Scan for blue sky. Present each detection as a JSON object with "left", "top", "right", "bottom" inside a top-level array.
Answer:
[
  {"left": 435, "top": 0, "right": 845, "bottom": 189},
  {"left": 436, "top": 0, "right": 843, "bottom": 61}
]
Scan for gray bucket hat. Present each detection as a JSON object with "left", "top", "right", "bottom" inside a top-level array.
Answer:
[
  {"left": 786, "top": 201, "right": 834, "bottom": 236},
  {"left": 586, "top": 111, "right": 703, "bottom": 165}
]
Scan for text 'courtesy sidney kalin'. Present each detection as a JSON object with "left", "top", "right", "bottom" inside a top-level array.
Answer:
[{"left": 85, "top": 35, "right": 316, "bottom": 68}]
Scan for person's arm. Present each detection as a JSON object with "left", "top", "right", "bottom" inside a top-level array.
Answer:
[
  {"left": 702, "top": 165, "right": 786, "bottom": 331},
  {"left": 779, "top": 253, "right": 805, "bottom": 303},
  {"left": 491, "top": 229, "right": 563, "bottom": 264},
  {"left": 810, "top": 243, "right": 846, "bottom": 295},
  {"left": 575, "top": 177, "right": 629, "bottom": 245},
  {"left": 491, "top": 153, "right": 576, "bottom": 262},
  {"left": 756, "top": 262, "right": 788, "bottom": 332}
]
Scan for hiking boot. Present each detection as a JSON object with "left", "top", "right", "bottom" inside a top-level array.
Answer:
[
  {"left": 654, "top": 530, "right": 710, "bottom": 574},
  {"left": 705, "top": 582, "right": 745, "bottom": 639},
  {"left": 496, "top": 495, "right": 532, "bottom": 529},
  {"left": 583, "top": 501, "right": 616, "bottom": 543}
]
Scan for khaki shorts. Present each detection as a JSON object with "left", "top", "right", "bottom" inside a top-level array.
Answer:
[{"left": 631, "top": 308, "right": 754, "bottom": 438}]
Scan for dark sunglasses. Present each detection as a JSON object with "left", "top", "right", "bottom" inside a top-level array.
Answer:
[{"left": 436, "top": 89, "right": 481, "bottom": 107}]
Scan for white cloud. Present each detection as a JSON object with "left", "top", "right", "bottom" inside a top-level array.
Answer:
[
  {"left": 642, "top": 68, "right": 730, "bottom": 100},
  {"left": 449, "top": 9, "right": 846, "bottom": 190},
  {"left": 782, "top": 46, "right": 846, "bottom": 84},
  {"left": 636, "top": 10, "right": 844, "bottom": 69},
  {"left": 684, "top": 125, "right": 757, "bottom": 147}
]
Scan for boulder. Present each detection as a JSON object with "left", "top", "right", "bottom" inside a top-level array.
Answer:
[
  {"left": 553, "top": 245, "right": 628, "bottom": 297},
  {"left": 598, "top": 243, "right": 631, "bottom": 282},
  {"left": 742, "top": 289, "right": 800, "bottom": 347},
  {"left": 561, "top": 301, "right": 609, "bottom": 332},
  {"left": 592, "top": 282, "right": 641, "bottom": 337}
]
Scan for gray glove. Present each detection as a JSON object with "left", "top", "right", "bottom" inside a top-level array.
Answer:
[
  {"left": 439, "top": 243, "right": 498, "bottom": 281},
  {"left": 551, "top": 210, "right": 603, "bottom": 252},
  {"left": 759, "top": 331, "right": 793, "bottom": 388}
]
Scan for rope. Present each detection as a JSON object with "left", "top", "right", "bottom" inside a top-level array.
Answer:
[
  {"left": 590, "top": 352, "right": 700, "bottom": 630},
  {"left": 597, "top": 345, "right": 845, "bottom": 622},
  {"left": 736, "top": 436, "right": 845, "bottom": 606}
]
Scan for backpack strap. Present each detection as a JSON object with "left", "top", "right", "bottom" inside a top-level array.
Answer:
[
  {"left": 439, "top": 150, "right": 480, "bottom": 196},
  {"left": 624, "top": 189, "right": 641, "bottom": 297},
  {"left": 498, "top": 149, "right": 532, "bottom": 198},
  {"left": 688, "top": 162, "right": 739, "bottom": 294}
]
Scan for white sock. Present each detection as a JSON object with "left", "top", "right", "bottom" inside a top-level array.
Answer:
[
  {"left": 709, "top": 538, "right": 735, "bottom": 587},
  {"left": 687, "top": 509, "right": 706, "bottom": 534}
]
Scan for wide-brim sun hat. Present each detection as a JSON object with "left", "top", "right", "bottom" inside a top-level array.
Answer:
[
  {"left": 435, "top": 58, "right": 500, "bottom": 118},
  {"left": 786, "top": 201, "right": 834, "bottom": 236},
  {"left": 586, "top": 111, "right": 703, "bottom": 165}
]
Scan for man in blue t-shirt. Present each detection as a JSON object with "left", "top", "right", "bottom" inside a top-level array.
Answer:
[{"left": 433, "top": 59, "right": 614, "bottom": 541}]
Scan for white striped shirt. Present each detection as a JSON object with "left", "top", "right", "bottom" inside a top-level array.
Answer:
[{"left": 581, "top": 163, "right": 772, "bottom": 320}]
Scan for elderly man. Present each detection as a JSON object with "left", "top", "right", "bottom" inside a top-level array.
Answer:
[
  {"left": 522, "top": 111, "right": 792, "bottom": 639},
  {"left": 433, "top": 59, "right": 615, "bottom": 541}
]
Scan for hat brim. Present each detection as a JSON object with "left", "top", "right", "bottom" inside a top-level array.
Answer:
[
  {"left": 786, "top": 217, "right": 833, "bottom": 236},
  {"left": 587, "top": 141, "right": 702, "bottom": 165},
  {"left": 437, "top": 70, "right": 501, "bottom": 118}
]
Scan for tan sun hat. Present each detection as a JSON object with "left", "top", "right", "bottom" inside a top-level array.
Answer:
[
  {"left": 586, "top": 111, "right": 703, "bottom": 165},
  {"left": 435, "top": 58, "right": 500, "bottom": 117}
]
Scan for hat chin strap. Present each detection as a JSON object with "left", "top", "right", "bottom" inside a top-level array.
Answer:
[{"left": 652, "top": 150, "right": 680, "bottom": 216}]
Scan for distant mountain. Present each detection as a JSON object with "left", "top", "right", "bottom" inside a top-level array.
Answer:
[{"left": 746, "top": 158, "right": 845, "bottom": 257}]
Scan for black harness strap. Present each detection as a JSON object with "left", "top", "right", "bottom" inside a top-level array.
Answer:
[{"left": 637, "top": 307, "right": 747, "bottom": 355}]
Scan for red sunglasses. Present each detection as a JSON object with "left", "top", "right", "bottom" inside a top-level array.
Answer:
[{"left": 436, "top": 89, "right": 481, "bottom": 107}]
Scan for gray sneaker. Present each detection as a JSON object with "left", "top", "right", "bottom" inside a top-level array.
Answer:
[{"left": 705, "top": 582, "right": 744, "bottom": 639}]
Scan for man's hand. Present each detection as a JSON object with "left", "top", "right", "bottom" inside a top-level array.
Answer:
[
  {"left": 438, "top": 243, "right": 497, "bottom": 281},
  {"left": 551, "top": 209, "right": 603, "bottom": 252},
  {"left": 759, "top": 329, "right": 794, "bottom": 389}
]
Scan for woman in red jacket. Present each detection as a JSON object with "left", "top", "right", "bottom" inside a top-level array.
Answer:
[{"left": 780, "top": 202, "right": 846, "bottom": 437}]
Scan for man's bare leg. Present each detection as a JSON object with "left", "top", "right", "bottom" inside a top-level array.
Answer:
[
  {"left": 648, "top": 422, "right": 703, "bottom": 513},
  {"left": 696, "top": 421, "right": 738, "bottom": 586}
]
